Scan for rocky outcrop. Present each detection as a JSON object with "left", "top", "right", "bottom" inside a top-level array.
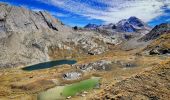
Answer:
[
  {"left": 74, "top": 60, "right": 112, "bottom": 72},
  {"left": 149, "top": 46, "right": 170, "bottom": 55}
]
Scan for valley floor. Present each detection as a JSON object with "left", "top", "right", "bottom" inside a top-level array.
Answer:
[{"left": 0, "top": 50, "right": 169, "bottom": 100}]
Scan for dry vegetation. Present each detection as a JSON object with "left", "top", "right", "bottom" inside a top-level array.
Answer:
[
  {"left": 0, "top": 47, "right": 168, "bottom": 100},
  {"left": 89, "top": 59, "right": 170, "bottom": 100},
  {"left": 143, "top": 33, "right": 170, "bottom": 51}
]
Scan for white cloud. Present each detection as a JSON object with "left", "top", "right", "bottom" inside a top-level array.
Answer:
[
  {"left": 37, "top": 0, "right": 170, "bottom": 23},
  {"left": 51, "top": 12, "right": 70, "bottom": 17}
]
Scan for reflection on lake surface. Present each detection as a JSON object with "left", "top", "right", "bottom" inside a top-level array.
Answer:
[{"left": 22, "top": 60, "right": 77, "bottom": 71}]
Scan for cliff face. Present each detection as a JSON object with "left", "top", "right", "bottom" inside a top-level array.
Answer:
[
  {"left": 0, "top": 3, "right": 74, "bottom": 67},
  {"left": 0, "top": 3, "right": 73, "bottom": 38}
]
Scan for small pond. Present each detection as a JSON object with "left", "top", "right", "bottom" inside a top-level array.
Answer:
[
  {"left": 38, "top": 77, "right": 100, "bottom": 100},
  {"left": 22, "top": 60, "right": 77, "bottom": 71}
]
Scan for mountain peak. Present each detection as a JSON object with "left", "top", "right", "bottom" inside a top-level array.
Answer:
[
  {"left": 128, "top": 16, "right": 145, "bottom": 27},
  {"left": 116, "top": 16, "right": 150, "bottom": 32},
  {"left": 128, "top": 16, "right": 140, "bottom": 21}
]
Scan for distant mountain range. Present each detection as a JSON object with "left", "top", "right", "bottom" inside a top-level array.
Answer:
[{"left": 84, "top": 16, "right": 151, "bottom": 33}]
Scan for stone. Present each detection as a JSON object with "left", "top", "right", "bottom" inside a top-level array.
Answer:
[
  {"left": 83, "top": 91, "right": 88, "bottom": 94},
  {"left": 81, "top": 94, "right": 86, "bottom": 97},
  {"left": 63, "top": 72, "right": 82, "bottom": 80},
  {"left": 66, "top": 96, "right": 71, "bottom": 99}
]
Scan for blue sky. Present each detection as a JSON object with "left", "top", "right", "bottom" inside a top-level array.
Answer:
[{"left": 1, "top": 0, "right": 170, "bottom": 27}]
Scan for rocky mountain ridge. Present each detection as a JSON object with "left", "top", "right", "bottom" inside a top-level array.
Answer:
[
  {"left": 84, "top": 16, "right": 151, "bottom": 33},
  {"left": 139, "top": 23, "right": 170, "bottom": 41}
]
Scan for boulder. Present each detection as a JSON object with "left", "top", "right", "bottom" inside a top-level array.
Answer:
[{"left": 63, "top": 72, "right": 82, "bottom": 80}]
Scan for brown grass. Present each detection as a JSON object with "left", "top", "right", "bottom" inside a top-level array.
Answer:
[{"left": 0, "top": 47, "right": 169, "bottom": 100}]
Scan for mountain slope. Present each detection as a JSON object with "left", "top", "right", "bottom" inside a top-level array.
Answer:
[
  {"left": 142, "top": 33, "right": 170, "bottom": 55},
  {"left": 137, "top": 23, "right": 170, "bottom": 55},
  {"left": 91, "top": 60, "right": 170, "bottom": 100},
  {"left": 139, "top": 23, "right": 170, "bottom": 41}
]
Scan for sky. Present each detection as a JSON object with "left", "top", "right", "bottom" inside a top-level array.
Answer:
[{"left": 1, "top": 0, "right": 170, "bottom": 27}]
